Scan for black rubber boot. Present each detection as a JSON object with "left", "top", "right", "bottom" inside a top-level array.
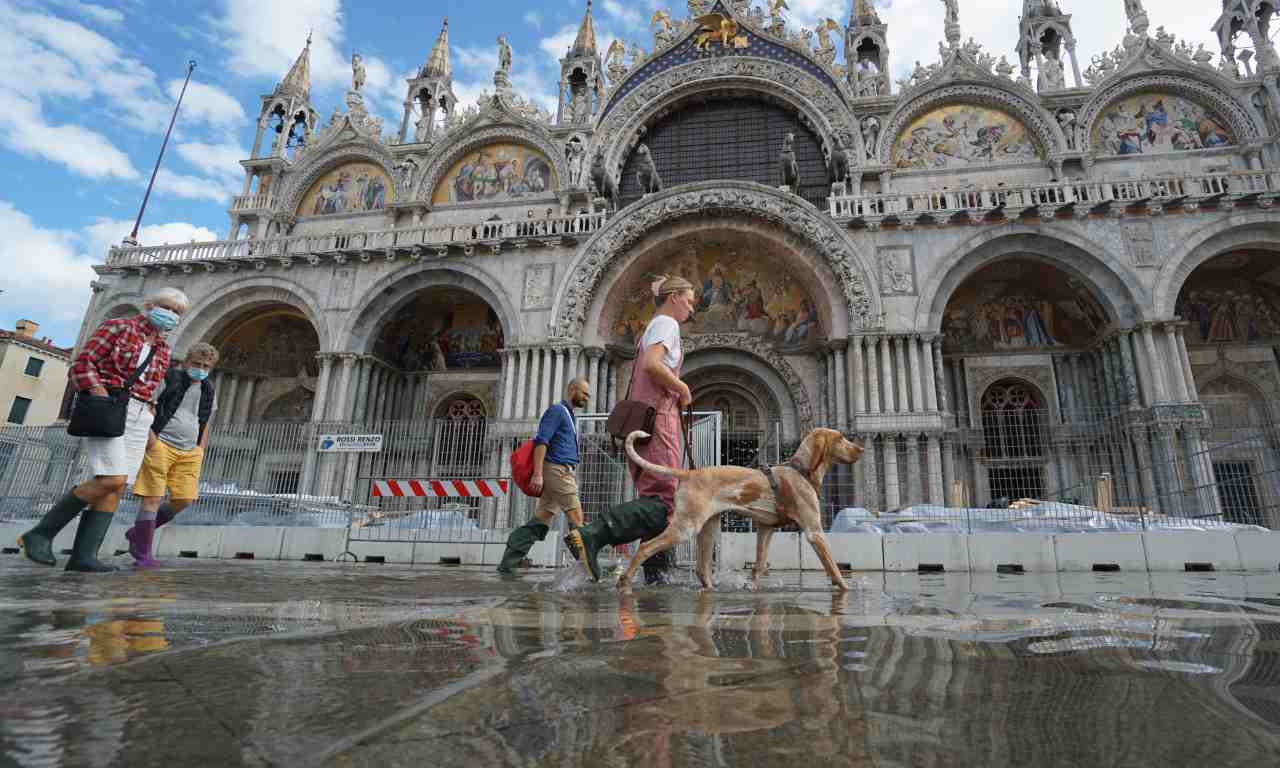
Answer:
[
  {"left": 565, "top": 497, "right": 668, "bottom": 582},
  {"left": 497, "top": 520, "right": 549, "bottom": 575},
  {"left": 65, "top": 511, "right": 118, "bottom": 573},
  {"left": 642, "top": 547, "right": 676, "bottom": 585},
  {"left": 154, "top": 501, "right": 177, "bottom": 529},
  {"left": 19, "top": 491, "right": 86, "bottom": 567}
]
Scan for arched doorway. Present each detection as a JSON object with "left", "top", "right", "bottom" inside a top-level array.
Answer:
[
  {"left": 211, "top": 307, "right": 322, "bottom": 425},
  {"left": 980, "top": 379, "right": 1049, "bottom": 503}
]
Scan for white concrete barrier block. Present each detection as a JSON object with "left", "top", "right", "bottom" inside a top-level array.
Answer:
[
  {"left": 154, "top": 526, "right": 223, "bottom": 559},
  {"left": 279, "top": 528, "right": 350, "bottom": 561},
  {"left": 1142, "top": 531, "right": 1242, "bottom": 572},
  {"left": 718, "top": 533, "right": 755, "bottom": 571},
  {"left": 1052, "top": 533, "right": 1146, "bottom": 572},
  {"left": 756, "top": 531, "right": 803, "bottom": 570},
  {"left": 967, "top": 534, "right": 1057, "bottom": 573},
  {"left": 1234, "top": 531, "right": 1280, "bottom": 572},
  {"left": 800, "top": 533, "right": 884, "bottom": 571},
  {"left": 345, "top": 540, "right": 414, "bottom": 563},
  {"left": 884, "top": 534, "right": 970, "bottom": 572},
  {"left": 218, "top": 527, "right": 286, "bottom": 561}
]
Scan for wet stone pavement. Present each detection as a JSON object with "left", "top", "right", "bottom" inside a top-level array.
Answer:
[{"left": 2, "top": 558, "right": 1280, "bottom": 767}]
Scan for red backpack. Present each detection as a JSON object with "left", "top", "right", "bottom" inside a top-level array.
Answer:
[{"left": 510, "top": 439, "right": 540, "bottom": 497}]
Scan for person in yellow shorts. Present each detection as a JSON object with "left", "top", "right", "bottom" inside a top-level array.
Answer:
[{"left": 125, "top": 343, "right": 219, "bottom": 568}]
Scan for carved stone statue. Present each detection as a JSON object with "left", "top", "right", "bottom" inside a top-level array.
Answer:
[
  {"left": 651, "top": 11, "right": 676, "bottom": 47},
  {"left": 854, "top": 0, "right": 881, "bottom": 24},
  {"left": 351, "top": 53, "right": 366, "bottom": 92},
  {"left": 394, "top": 156, "right": 418, "bottom": 190},
  {"left": 567, "top": 139, "right": 587, "bottom": 187},
  {"left": 1056, "top": 109, "right": 1077, "bottom": 150},
  {"left": 606, "top": 39, "right": 627, "bottom": 84},
  {"left": 635, "top": 143, "right": 662, "bottom": 195},
  {"left": 1038, "top": 54, "right": 1066, "bottom": 91},
  {"left": 941, "top": 0, "right": 958, "bottom": 25},
  {"left": 861, "top": 116, "right": 880, "bottom": 161},
  {"left": 628, "top": 42, "right": 644, "bottom": 67},
  {"left": 590, "top": 146, "right": 617, "bottom": 202},
  {"left": 779, "top": 132, "right": 800, "bottom": 190},
  {"left": 769, "top": 0, "right": 788, "bottom": 29},
  {"left": 497, "top": 35, "right": 512, "bottom": 74},
  {"left": 815, "top": 18, "right": 840, "bottom": 51}
]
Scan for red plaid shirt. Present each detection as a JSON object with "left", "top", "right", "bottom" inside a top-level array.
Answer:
[{"left": 69, "top": 316, "right": 170, "bottom": 402}]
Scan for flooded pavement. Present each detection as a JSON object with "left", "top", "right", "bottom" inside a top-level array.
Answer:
[{"left": 2, "top": 559, "right": 1280, "bottom": 767}]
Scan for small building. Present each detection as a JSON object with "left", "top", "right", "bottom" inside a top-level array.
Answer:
[{"left": 0, "top": 320, "right": 72, "bottom": 427}]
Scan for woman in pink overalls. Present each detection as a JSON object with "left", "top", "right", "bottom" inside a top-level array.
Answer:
[{"left": 566, "top": 275, "right": 696, "bottom": 583}]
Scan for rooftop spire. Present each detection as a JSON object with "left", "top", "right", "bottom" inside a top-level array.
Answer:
[
  {"left": 279, "top": 34, "right": 312, "bottom": 101},
  {"left": 424, "top": 18, "right": 451, "bottom": 78},
  {"left": 570, "top": 0, "right": 597, "bottom": 57}
]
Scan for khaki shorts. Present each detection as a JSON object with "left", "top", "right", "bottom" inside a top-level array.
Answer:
[
  {"left": 133, "top": 440, "right": 205, "bottom": 500},
  {"left": 535, "top": 462, "right": 581, "bottom": 516}
]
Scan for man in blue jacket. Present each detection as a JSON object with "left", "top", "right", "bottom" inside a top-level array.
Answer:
[{"left": 497, "top": 377, "right": 591, "bottom": 575}]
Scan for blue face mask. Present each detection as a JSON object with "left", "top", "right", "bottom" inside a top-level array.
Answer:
[
  {"left": 187, "top": 367, "right": 209, "bottom": 381},
  {"left": 147, "top": 307, "right": 180, "bottom": 332}
]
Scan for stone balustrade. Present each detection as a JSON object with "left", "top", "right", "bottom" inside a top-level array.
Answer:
[
  {"left": 230, "top": 192, "right": 275, "bottom": 211},
  {"left": 829, "top": 170, "right": 1280, "bottom": 226},
  {"left": 105, "top": 211, "right": 609, "bottom": 269}
]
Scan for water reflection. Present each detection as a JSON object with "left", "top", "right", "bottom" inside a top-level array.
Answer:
[{"left": 1, "top": 564, "right": 1279, "bottom": 767}]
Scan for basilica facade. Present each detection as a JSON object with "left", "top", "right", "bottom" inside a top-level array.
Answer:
[{"left": 78, "top": 0, "right": 1280, "bottom": 517}]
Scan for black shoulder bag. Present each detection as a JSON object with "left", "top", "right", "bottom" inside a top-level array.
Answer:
[{"left": 67, "top": 346, "right": 156, "bottom": 438}]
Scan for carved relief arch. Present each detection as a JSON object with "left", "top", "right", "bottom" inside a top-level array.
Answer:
[
  {"left": 596, "top": 56, "right": 862, "bottom": 185},
  {"left": 275, "top": 142, "right": 399, "bottom": 219},
  {"left": 550, "top": 181, "right": 880, "bottom": 342},
  {"left": 879, "top": 82, "right": 1065, "bottom": 167},
  {"left": 1077, "top": 71, "right": 1263, "bottom": 157},
  {"left": 413, "top": 123, "right": 570, "bottom": 206},
  {"left": 682, "top": 335, "right": 814, "bottom": 433}
]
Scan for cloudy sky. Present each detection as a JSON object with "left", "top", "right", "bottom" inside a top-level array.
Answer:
[{"left": 0, "top": 0, "right": 1247, "bottom": 346}]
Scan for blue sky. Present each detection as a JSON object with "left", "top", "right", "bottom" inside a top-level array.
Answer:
[{"left": 0, "top": 0, "right": 1235, "bottom": 347}]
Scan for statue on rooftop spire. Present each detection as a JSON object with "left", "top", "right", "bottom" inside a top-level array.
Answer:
[
  {"left": 497, "top": 35, "right": 513, "bottom": 74},
  {"left": 351, "top": 52, "right": 366, "bottom": 92}
]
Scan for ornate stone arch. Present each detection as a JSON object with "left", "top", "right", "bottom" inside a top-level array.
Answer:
[
  {"left": 90, "top": 295, "right": 144, "bottom": 329},
  {"left": 172, "top": 277, "right": 329, "bottom": 355},
  {"left": 683, "top": 335, "right": 813, "bottom": 434},
  {"left": 915, "top": 226, "right": 1144, "bottom": 331},
  {"left": 340, "top": 261, "right": 522, "bottom": 355},
  {"left": 413, "top": 123, "right": 570, "bottom": 205},
  {"left": 1152, "top": 214, "right": 1280, "bottom": 318},
  {"left": 683, "top": 349, "right": 792, "bottom": 430},
  {"left": 552, "top": 181, "right": 879, "bottom": 341},
  {"left": 595, "top": 57, "right": 861, "bottom": 185},
  {"left": 1078, "top": 72, "right": 1263, "bottom": 157},
  {"left": 275, "top": 142, "right": 399, "bottom": 219},
  {"left": 878, "top": 82, "right": 1065, "bottom": 166}
]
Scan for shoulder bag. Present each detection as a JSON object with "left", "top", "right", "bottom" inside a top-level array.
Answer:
[{"left": 67, "top": 346, "right": 157, "bottom": 438}]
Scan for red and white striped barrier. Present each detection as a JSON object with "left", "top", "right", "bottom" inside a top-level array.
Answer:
[{"left": 371, "top": 479, "right": 510, "bottom": 498}]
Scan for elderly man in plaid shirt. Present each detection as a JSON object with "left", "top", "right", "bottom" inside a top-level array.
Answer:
[{"left": 19, "top": 288, "right": 188, "bottom": 572}]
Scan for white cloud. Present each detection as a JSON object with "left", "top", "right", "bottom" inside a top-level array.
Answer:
[
  {"left": 82, "top": 217, "right": 221, "bottom": 261},
  {"left": 524, "top": 10, "right": 544, "bottom": 29},
  {"left": 601, "top": 0, "right": 646, "bottom": 33},
  {"left": 168, "top": 79, "right": 247, "bottom": 128},
  {"left": 52, "top": 0, "right": 125, "bottom": 26},
  {"left": 216, "top": 0, "right": 349, "bottom": 88},
  {"left": 155, "top": 169, "right": 238, "bottom": 204},
  {"left": 175, "top": 140, "right": 247, "bottom": 182},
  {"left": 0, "top": 92, "right": 137, "bottom": 179}
]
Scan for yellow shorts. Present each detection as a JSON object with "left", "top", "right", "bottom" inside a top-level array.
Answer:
[
  {"left": 133, "top": 440, "right": 205, "bottom": 500},
  {"left": 535, "top": 462, "right": 581, "bottom": 516}
]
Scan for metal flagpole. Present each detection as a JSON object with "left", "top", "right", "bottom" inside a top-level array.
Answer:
[{"left": 124, "top": 59, "right": 197, "bottom": 246}]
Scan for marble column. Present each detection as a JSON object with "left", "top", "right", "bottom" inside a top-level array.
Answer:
[
  {"left": 832, "top": 341, "right": 847, "bottom": 428},
  {"left": 552, "top": 346, "right": 565, "bottom": 404},
  {"left": 941, "top": 437, "right": 957, "bottom": 506},
  {"left": 500, "top": 350, "right": 516, "bottom": 419},
  {"left": 862, "top": 438, "right": 880, "bottom": 511},
  {"left": 907, "top": 336, "right": 923, "bottom": 414},
  {"left": 1139, "top": 325, "right": 1169, "bottom": 404},
  {"left": 220, "top": 374, "right": 240, "bottom": 427},
  {"left": 299, "top": 354, "right": 334, "bottom": 496},
  {"left": 879, "top": 337, "right": 895, "bottom": 413},
  {"left": 893, "top": 337, "right": 908, "bottom": 414},
  {"left": 587, "top": 348, "right": 603, "bottom": 413},
  {"left": 926, "top": 435, "right": 943, "bottom": 504},
  {"left": 1118, "top": 332, "right": 1140, "bottom": 406},
  {"left": 352, "top": 359, "right": 372, "bottom": 425},
  {"left": 816, "top": 351, "right": 828, "bottom": 424},
  {"left": 370, "top": 366, "right": 386, "bottom": 424},
  {"left": 235, "top": 376, "right": 257, "bottom": 424},
  {"left": 866, "top": 337, "right": 881, "bottom": 413},
  {"left": 1175, "top": 325, "right": 1198, "bottom": 401},
  {"left": 934, "top": 344, "right": 950, "bottom": 413},
  {"left": 539, "top": 347, "right": 553, "bottom": 415},
  {"left": 883, "top": 436, "right": 900, "bottom": 509},
  {"left": 330, "top": 355, "right": 357, "bottom": 421},
  {"left": 568, "top": 347, "right": 582, "bottom": 389},
  {"left": 921, "top": 336, "right": 939, "bottom": 412},
  {"left": 849, "top": 336, "right": 866, "bottom": 414},
  {"left": 1164, "top": 324, "right": 1190, "bottom": 402},
  {"left": 514, "top": 349, "right": 530, "bottom": 420},
  {"left": 905, "top": 436, "right": 922, "bottom": 505}
]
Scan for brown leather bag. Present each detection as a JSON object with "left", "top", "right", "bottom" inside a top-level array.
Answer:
[{"left": 606, "top": 351, "right": 655, "bottom": 445}]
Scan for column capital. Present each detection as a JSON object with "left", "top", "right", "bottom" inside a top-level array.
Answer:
[
  {"left": 314, "top": 351, "right": 337, "bottom": 364},
  {"left": 827, "top": 338, "right": 848, "bottom": 352},
  {"left": 584, "top": 346, "right": 606, "bottom": 359}
]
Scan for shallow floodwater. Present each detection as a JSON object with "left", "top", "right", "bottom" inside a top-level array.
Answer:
[{"left": 2, "top": 559, "right": 1279, "bottom": 767}]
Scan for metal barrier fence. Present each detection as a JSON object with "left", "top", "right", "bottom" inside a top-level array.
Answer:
[{"left": 2, "top": 405, "right": 1276, "bottom": 541}]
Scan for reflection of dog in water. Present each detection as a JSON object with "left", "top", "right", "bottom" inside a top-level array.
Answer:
[{"left": 621, "top": 428, "right": 864, "bottom": 592}]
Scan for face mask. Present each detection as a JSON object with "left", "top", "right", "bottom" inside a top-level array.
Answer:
[
  {"left": 147, "top": 307, "right": 180, "bottom": 332},
  {"left": 187, "top": 368, "right": 209, "bottom": 381}
]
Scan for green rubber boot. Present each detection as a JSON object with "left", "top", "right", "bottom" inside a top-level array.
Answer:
[
  {"left": 565, "top": 497, "right": 669, "bottom": 582},
  {"left": 65, "top": 510, "right": 118, "bottom": 573},
  {"left": 497, "top": 520, "right": 549, "bottom": 575},
  {"left": 19, "top": 491, "right": 86, "bottom": 567}
]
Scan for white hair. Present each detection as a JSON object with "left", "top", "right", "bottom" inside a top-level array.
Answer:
[{"left": 144, "top": 287, "right": 190, "bottom": 312}]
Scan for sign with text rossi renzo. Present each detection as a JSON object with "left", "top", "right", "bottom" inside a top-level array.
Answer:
[{"left": 317, "top": 434, "right": 384, "bottom": 453}]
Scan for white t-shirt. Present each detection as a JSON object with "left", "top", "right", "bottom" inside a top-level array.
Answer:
[{"left": 641, "top": 315, "right": 681, "bottom": 370}]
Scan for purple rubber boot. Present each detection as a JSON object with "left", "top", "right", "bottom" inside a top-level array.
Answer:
[{"left": 126, "top": 519, "right": 159, "bottom": 569}]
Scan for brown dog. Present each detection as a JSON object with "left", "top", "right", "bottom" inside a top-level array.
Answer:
[{"left": 621, "top": 427, "right": 864, "bottom": 592}]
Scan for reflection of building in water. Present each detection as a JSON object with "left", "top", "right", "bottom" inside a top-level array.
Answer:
[{"left": 80, "top": 0, "right": 1280, "bottom": 519}]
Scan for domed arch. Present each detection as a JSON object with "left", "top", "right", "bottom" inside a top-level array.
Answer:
[
  {"left": 1152, "top": 214, "right": 1280, "bottom": 318},
  {"left": 879, "top": 82, "right": 1065, "bottom": 167},
  {"left": 276, "top": 142, "right": 399, "bottom": 219},
  {"left": 682, "top": 337, "right": 813, "bottom": 435},
  {"left": 413, "top": 123, "right": 570, "bottom": 206},
  {"left": 916, "top": 226, "right": 1145, "bottom": 332},
  {"left": 172, "top": 277, "right": 329, "bottom": 355},
  {"left": 551, "top": 181, "right": 879, "bottom": 343},
  {"left": 340, "top": 262, "right": 522, "bottom": 357},
  {"left": 1077, "top": 69, "right": 1263, "bottom": 157}
]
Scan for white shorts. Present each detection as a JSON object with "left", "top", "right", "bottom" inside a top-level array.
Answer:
[{"left": 83, "top": 399, "right": 155, "bottom": 483}]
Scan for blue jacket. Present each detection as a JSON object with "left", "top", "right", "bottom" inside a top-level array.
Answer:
[{"left": 533, "top": 400, "right": 579, "bottom": 466}]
